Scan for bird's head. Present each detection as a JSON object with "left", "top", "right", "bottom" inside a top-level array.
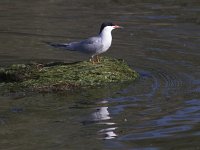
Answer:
[{"left": 99, "top": 22, "right": 123, "bottom": 34}]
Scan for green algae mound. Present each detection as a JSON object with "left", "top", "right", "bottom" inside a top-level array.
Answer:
[{"left": 0, "top": 57, "right": 138, "bottom": 93}]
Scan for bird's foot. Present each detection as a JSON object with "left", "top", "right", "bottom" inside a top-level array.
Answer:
[
  {"left": 96, "top": 55, "right": 100, "bottom": 63},
  {"left": 89, "top": 58, "right": 96, "bottom": 64},
  {"left": 90, "top": 55, "right": 100, "bottom": 64}
]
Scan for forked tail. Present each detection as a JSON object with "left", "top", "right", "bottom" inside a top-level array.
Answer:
[{"left": 44, "top": 41, "right": 69, "bottom": 48}]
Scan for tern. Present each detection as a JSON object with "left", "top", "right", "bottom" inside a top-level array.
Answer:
[{"left": 47, "top": 22, "right": 123, "bottom": 63}]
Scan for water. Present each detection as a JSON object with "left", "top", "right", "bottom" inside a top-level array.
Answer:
[{"left": 0, "top": 0, "right": 200, "bottom": 149}]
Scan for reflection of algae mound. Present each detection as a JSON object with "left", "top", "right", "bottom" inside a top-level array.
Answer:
[{"left": 0, "top": 57, "right": 138, "bottom": 92}]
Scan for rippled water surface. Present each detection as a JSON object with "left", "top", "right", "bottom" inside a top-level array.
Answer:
[{"left": 0, "top": 0, "right": 200, "bottom": 149}]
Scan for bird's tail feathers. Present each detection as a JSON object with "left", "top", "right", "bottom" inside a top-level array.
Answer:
[{"left": 44, "top": 41, "right": 69, "bottom": 48}]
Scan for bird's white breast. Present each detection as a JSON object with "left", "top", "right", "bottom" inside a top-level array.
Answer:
[{"left": 99, "top": 26, "right": 113, "bottom": 53}]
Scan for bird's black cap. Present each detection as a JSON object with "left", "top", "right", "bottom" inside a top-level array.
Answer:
[{"left": 99, "top": 22, "right": 115, "bottom": 34}]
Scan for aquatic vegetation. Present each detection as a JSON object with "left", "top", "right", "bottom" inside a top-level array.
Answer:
[{"left": 0, "top": 57, "right": 138, "bottom": 93}]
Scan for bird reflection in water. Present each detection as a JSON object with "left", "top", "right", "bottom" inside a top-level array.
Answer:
[{"left": 82, "top": 100, "right": 118, "bottom": 140}]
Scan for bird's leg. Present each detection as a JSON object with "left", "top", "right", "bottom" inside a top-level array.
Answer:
[
  {"left": 94, "top": 55, "right": 98, "bottom": 63},
  {"left": 92, "top": 55, "right": 99, "bottom": 63},
  {"left": 96, "top": 55, "right": 100, "bottom": 63},
  {"left": 90, "top": 55, "right": 95, "bottom": 64},
  {"left": 95, "top": 55, "right": 101, "bottom": 63},
  {"left": 90, "top": 55, "right": 100, "bottom": 64}
]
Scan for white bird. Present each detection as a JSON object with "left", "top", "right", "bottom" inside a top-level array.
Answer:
[{"left": 47, "top": 22, "right": 123, "bottom": 63}]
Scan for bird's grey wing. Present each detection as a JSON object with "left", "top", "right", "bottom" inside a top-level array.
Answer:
[{"left": 69, "top": 37, "right": 103, "bottom": 54}]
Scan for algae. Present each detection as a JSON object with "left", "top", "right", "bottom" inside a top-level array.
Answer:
[{"left": 0, "top": 57, "right": 138, "bottom": 93}]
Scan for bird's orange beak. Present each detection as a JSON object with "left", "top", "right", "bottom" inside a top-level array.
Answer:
[{"left": 114, "top": 25, "right": 123, "bottom": 29}]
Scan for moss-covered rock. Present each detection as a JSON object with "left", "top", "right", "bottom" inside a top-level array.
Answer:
[{"left": 0, "top": 57, "right": 138, "bottom": 93}]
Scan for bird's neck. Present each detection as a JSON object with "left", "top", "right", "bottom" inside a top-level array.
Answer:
[{"left": 99, "top": 30, "right": 112, "bottom": 45}]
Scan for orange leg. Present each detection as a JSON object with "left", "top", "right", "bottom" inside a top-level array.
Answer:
[
  {"left": 90, "top": 55, "right": 96, "bottom": 64},
  {"left": 90, "top": 55, "right": 101, "bottom": 64},
  {"left": 96, "top": 55, "right": 100, "bottom": 63}
]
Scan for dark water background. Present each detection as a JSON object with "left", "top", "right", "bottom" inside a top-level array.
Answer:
[{"left": 0, "top": 0, "right": 200, "bottom": 149}]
